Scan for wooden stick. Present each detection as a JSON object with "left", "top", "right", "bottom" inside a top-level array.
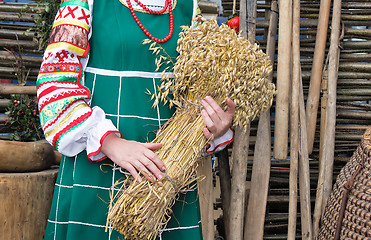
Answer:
[
  {"left": 345, "top": 28, "right": 371, "bottom": 37},
  {"left": 0, "top": 85, "right": 36, "bottom": 95},
  {"left": 0, "top": 40, "right": 39, "bottom": 51},
  {"left": 0, "top": 12, "right": 37, "bottom": 23},
  {"left": 229, "top": 0, "right": 250, "bottom": 238},
  {"left": 273, "top": 0, "right": 292, "bottom": 160},
  {"left": 198, "top": 1, "right": 219, "bottom": 13},
  {"left": 298, "top": 75, "right": 313, "bottom": 240},
  {"left": 244, "top": 1, "right": 277, "bottom": 239},
  {"left": 229, "top": 127, "right": 250, "bottom": 240},
  {"left": 276, "top": 71, "right": 371, "bottom": 80},
  {"left": 0, "top": 29, "right": 36, "bottom": 40},
  {"left": 313, "top": 71, "right": 328, "bottom": 238},
  {"left": 305, "top": 0, "right": 331, "bottom": 154},
  {"left": 322, "top": 0, "right": 342, "bottom": 214},
  {"left": 337, "top": 88, "right": 371, "bottom": 96},
  {"left": 339, "top": 62, "right": 371, "bottom": 72},
  {"left": 336, "top": 109, "right": 371, "bottom": 120},
  {"left": 0, "top": 3, "right": 45, "bottom": 13},
  {"left": 288, "top": 0, "right": 299, "bottom": 237},
  {"left": 197, "top": 156, "right": 214, "bottom": 240},
  {"left": 217, "top": 148, "right": 231, "bottom": 238},
  {"left": 247, "top": 0, "right": 257, "bottom": 41}
]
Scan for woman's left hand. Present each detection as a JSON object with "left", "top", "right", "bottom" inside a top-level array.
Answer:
[{"left": 201, "top": 96, "right": 235, "bottom": 140}]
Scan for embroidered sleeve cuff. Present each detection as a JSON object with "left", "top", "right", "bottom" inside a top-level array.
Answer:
[
  {"left": 86, "top": 107, "right": 122, "bottom": 162},
  {"left": 202, "top": 128, "right": 234, "bottom": 156}
]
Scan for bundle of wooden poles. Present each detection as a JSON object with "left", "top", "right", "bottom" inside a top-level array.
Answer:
[
  {"left": 106, "top": 20, "right": 275, "bottom": 240},
  {"left": 216, "top": 0, "right": 369, "bottom": 237}
]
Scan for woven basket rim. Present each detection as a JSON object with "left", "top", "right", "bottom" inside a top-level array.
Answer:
[
  {"left": 363, "top": 128, "right": 371, "bottom": 142},
  {"left": 318, "top": 128, "right": 371, "bottom": 240}
]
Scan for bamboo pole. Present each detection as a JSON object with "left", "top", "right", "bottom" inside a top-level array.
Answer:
[
  {"left": 313, "top": 71, "right": 328, "bottom": 238},
  {"left": 305, "top": 0, "right": 331, "bottom": 154},
  {"left": 229, "top": 0, "right": 250, "bottom": 238},
  {"left": 273, "top": 0, "right": 292, "bottom": 160},
  {"left": 322, "top": 0, "right": 342, "bottom": 214},
  {"left": 244, "top": 0, "right": 277, "bottom": 239},
  {"left": 288, "top": 0, "right": 299, "bottom": 237}
]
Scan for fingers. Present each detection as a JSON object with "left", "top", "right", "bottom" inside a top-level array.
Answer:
[
  {"left": 201, "top": 96, "right": 223, "bottom": 122},
  {"left": 120, "top": 154, "right": 163, "bottom": 183},
  {"left": 226, "top": 98, "right": 236, "bottom": 116},
  {"left": 202, "top": 127, "right": 213, "bottom": 140},
  {"left": 132, "top": 159, "right": 156, "bottom": 182},
  {"left": 142, "top": 142, "right": 166, "bottom": 172},
  {"left": 201, "top": 96, "right": 235, "bottom": 139},
  {"left": 201, "top": 108, "right": 217, "bottom": 134},
  {"left": 143, "top": 142, "right": 162, "bottom": 150},
  {"left": 121, "top": 161, "right": 143, "bottom": 183},
  {"left": 104, "top": 138, "right": 166, "bottom": 183},
  {"left": 140, "top": 151, "right": 164, "bottom": 180}
]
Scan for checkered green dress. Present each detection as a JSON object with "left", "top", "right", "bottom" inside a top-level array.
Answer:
[{"left": 44, "top": 0, "right": 203, "bottom": 239}]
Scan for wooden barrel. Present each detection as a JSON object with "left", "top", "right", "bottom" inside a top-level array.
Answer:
[{"left": 0, "top": 168, "right": 58, "bottom": 240}]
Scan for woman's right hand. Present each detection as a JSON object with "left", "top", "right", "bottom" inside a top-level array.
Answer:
[{"left": 101, "top": 133, "right": 165, "bottom": 182}]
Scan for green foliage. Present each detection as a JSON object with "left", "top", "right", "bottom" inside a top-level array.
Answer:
[
  {"left": 24, "top": 0, "right": 61, "bottom": 51},
  {"left": 5, "top": 94, "right": 43, "bottom": 141}
]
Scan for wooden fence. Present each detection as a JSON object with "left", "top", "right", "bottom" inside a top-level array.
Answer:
[{"left": 217, "top": 0, "right": 370, "bottom": 239}]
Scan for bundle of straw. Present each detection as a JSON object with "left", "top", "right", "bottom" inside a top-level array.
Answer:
[{"left": 107, "top": 20, "right": 275, "bottom": 240}]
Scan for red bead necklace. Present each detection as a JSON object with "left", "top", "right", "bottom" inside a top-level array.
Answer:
[
  {"left": 126, "top": 0, "right": 174, "bottom": 43},
  {"left": 133, "top": 0, "right": 169, "bottom": 14}
]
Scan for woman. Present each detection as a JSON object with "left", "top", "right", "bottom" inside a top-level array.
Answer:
[{"left": 37, "top": 0, "right": 234, "bottom": 239}]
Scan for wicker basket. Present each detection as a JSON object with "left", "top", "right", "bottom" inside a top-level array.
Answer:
[{"left": 318, "top": 128, "right": 371, "bottom": 240}]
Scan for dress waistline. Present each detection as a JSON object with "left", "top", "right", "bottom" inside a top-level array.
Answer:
[{"left": 85, "top": 66, "right": 174, "bottom": 79}]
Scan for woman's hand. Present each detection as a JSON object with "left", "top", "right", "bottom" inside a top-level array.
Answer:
[
  {"left": 101, "top": 133, "right": 165, "bottom": 183},
  {"left": 201, "top": 96, "right": 235, "bottom": 140}
]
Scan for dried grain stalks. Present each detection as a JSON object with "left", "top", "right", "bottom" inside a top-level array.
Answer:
[{"left": 107, "top": 20, "right": 275, "bottom": 240}]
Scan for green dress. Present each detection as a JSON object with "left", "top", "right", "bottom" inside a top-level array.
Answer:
[{"left": 42, "top": 0, "right": 203, "bottom": 239}]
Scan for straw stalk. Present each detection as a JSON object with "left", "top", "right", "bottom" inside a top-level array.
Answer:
[{"left": 107, "top": 20, "right": 275, "bottom": 240}]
